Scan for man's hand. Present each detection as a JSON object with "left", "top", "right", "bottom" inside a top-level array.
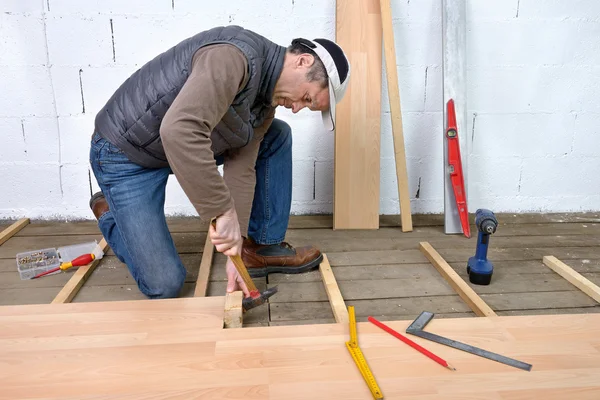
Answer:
[
  {"left": 209, "top": 207, "right": 243, "bottom": 257},
  {"left": 225, "top": 257, "right": 250, "bottom": 297},
  {"left": 210, "top": 208, "right": 249, "bottom": 297}
]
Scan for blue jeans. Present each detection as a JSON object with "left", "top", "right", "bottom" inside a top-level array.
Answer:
[{"left": 89, "top": 119, "right": 293, "bottom": 299}]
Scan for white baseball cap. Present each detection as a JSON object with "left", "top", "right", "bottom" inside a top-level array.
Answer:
[{"left": 293, "top": 38, "right": 351, "bottom": 131}]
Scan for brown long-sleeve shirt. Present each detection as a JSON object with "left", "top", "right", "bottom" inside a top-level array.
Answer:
[{"left": 160, "top": 44, "right": 275, "bottom": 237}]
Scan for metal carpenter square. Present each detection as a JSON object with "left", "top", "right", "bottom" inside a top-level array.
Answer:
[{"left": 406, "top": 312, "right": 532, "bottom": 371}]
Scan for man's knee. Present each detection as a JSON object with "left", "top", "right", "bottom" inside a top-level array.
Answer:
[
  {"left": 272, "top": 118, "right": 291, "bottom": 134},
  {"left": 138, "top": 267, "right": 186, "bottom": 299},
  {"left": 269, "top": 119, "right": 292, "bottom": 148}
]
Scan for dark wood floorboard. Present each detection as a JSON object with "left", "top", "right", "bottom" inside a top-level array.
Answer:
[{"left": 1, "top": 213, "right": 599, "bottom": 327}]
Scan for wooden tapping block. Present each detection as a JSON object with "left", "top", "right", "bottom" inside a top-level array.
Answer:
[
  {"left": 194, "top": 233, "right": 215, "bottom": 297},
  {"left": 419, "top": 242, "right": 496, "bottom": 317},
  {"left": 319, "top": 253, "right": 349, "bottom": 324},
  {"left": 543, "top": 256, "right": 600, "bottom": 303},
  {"left": 333, "top": 0, "right": 382, "bottom": 230},
  {"left": 223, "top": 291, "right": 243, "bottom": 329},
  {"left": 52, "top": 238, "right": 110, "bottom": 304},
  {"left": 0, "top": 218, "right": 30, "bottom": 246},
  {"left": 379, "top": 0, "right": 412, "bottom": 233}
]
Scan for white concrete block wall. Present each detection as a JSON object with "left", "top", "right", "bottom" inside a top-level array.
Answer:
[
  {"left": 45, "top": 16, "right": 115, "bottom": 65},
  {"left": 1, "top": 0, "right": 599, "bottom": 221},
  {"left": 463, "top": 0, "right": 600, "bottom": 215},
  {"left": 0, "top": 14, "right": 47, "bottom": 65},
  {"left": 1, "top": 0, "right": 44, "bottom": 14}
]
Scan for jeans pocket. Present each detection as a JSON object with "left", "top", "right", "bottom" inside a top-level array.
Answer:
[
  {"left": 100, "top": 147, "right": 133, "bottom": 165},
  {"left": 96, "top": 137, "right": 130, "bottom": 163},
  {"left": 91, "top": 133, "right": 144, "bottom": 181},
  {"left": 97, "top": 142, "right": 139, "bottom": 175},
  {"left": 91, "top": 133, "right": 125, "bottom": 155},
  {"left": 105, "top": 140, "right": 126, "bottom": 155},
  {"left": 97, "top": 152, "right": 144, "bottom": 183}
]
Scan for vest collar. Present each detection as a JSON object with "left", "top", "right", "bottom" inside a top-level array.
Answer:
[{"left": 258, "top": 44, "right": 286, "bottom": 106}]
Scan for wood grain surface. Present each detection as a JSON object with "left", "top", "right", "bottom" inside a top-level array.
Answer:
[
  {"left": 0, "top": 218, "right": 29, "bottom": 246},
  {"left": 379, "top": 0, "right": 412, "bottom": 232},
  {"left": 194, "top": 232, "right": 215, "bottom": 297},
  {"left": 52, "top": 238, "right": 110, "bottom": 304},
  {"left": 334, "top": 0, "right": 382, "bottom": 229},
  {"left": 223, "top": 291, "right": 243, "bottom": 328},
  {"left": 420, "top": 241, "right": 497, "bottom": 317},
  {"left": 1, "top": 297, "right": 599, "bottom": 399},
  {"left": 319, "top": 253, "right": 349, "bottom": 323},
  {"left": 543, "top": 255, "right": 600, "bottom": 303}
]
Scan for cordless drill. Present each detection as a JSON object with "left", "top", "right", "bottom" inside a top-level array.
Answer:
[{"left": 467, "top": 209, "right": 498, "bottom": 285}]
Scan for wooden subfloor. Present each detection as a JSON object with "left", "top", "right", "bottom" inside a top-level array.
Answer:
[{"left": 1, "top": 213, "right": 600, "bottom": 326}]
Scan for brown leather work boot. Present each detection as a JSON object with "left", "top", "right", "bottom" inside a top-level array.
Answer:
[
  {"left": 89, "top": 192, "right": 109, "bottom": 220},
  {"left": 241, "top": 237, "right": 323, "bottom": 278}
]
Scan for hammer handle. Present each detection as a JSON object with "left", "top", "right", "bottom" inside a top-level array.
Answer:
[
  {"left": 230, "top": 254, "right": 258, "bottom": 293},
  {"left": 210, "top": 219, "right": 258, "bottom": 293}
]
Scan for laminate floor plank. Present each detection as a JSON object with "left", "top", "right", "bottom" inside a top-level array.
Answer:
[{"left": 1, "top": 298, "right": 599, "bottom": 399}]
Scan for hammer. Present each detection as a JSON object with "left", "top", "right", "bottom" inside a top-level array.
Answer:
[{"left": 210, "top": 220, "right": 278, "bottom": 311}]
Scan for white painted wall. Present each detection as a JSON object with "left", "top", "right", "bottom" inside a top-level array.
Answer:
[{"left": 1, "top": 0, "right": 599, "bottom": 221}]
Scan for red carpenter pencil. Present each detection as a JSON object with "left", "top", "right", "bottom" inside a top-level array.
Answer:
[{"left": 368, "top": 316, "right": 455, "bottom": 371}]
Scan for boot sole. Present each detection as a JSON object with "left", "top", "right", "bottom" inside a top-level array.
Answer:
[{"left": 247, "top": 254, "right": 324, "bottom": 278}]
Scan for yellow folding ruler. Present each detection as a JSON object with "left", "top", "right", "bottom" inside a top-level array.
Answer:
[{"left": 346, "top": 306, "right": 384, "bottom": 399}]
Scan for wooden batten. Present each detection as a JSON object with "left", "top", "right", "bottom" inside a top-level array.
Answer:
[{"left": 419, "top": 241, "right": 496, "bottom": 317}]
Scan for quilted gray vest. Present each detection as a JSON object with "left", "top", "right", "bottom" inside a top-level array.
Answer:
[{"left": 94, "top": 25, "right": 285, "bottom": 168}]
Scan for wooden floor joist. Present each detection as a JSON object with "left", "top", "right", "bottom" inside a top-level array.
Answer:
[
  {"left": 419, "top": 241, "right": 496, "bottom": 317},
  {"left": 543, "top": 255, "right": 600, "bottom": 303},
  {"left": 223, "top": 291, "right": 243, "bottom": 329},
  {"left": 193, "top": 233, "right": 215, "bottom": 297},
  {"left": 319, "top": 253, "right": 349, "bottom": 323},
  {"left": 52, "top": 238, "right": 110, "bottom": 304},
  {"left": 0, "top": 218, "right": 30, "bottom": 246}
]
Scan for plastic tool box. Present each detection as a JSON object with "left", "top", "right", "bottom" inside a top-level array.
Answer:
[{"left": 16, "top": 240, "right": 99, "bottom": 280}]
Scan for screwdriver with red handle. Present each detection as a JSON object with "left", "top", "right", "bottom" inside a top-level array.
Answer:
[{"left": 32, "top": 253, "right": 96, "bottom": 279}]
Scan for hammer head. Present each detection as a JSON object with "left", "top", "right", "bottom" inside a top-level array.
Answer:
[{"left": 242, "top": 286, "right": 278, "bottom": 311}]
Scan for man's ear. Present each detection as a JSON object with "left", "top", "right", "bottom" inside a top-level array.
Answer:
[{"left": 297, "top": 53, "right": 315, "bottom": 69}]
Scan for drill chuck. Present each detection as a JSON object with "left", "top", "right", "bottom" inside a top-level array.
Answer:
[
  {"left": 475, "top": 209, "right": 498, "bottom": 235},
  {"left": 481, "top": 220, "right": 496, "bottom": 234}
]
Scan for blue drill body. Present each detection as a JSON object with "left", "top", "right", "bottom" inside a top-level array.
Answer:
[{"left": 467, "top": 209, "right": 498, "bottom": 285}]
